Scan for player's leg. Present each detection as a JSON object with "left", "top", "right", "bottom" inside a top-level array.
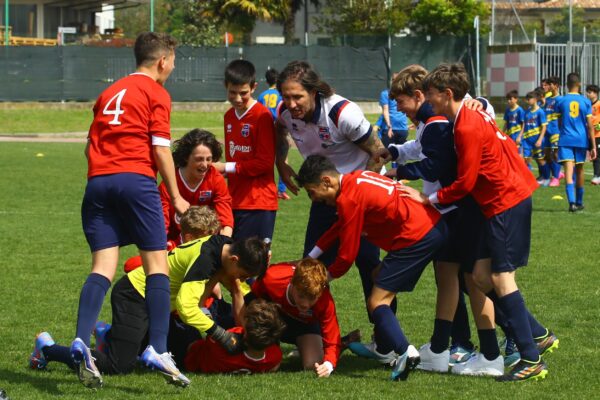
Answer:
[
  {"left": 296, "top": 334, "right": 324, "bottom": 370},
  {"left": 574, "top": 149, "right": 586, "bottom": 209},
  {"left": 559, "top": 146, "right": 577, "bottom": 211},
  {"left": 535, "top": 146, "right": 550, "bottom": 185},
  {"left": 593, "top": 137, "right": 600, "bottom": 184},
  {"left": 546, "top": 147, "right": 560, "bottom": 186}
]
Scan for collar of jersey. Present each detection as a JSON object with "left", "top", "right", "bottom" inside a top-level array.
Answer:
[
  {"left": 416, "top": 102, "right": 435, "bottom": 124},
  {"left": 311, "top": 92, "right": 323, "bottom": 124}
]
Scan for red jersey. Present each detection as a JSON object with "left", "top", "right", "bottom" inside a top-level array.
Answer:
[
  {"left": 159, "top": 166, "right": 234, "bottom": 244},
  {"left": 223, "top": 102, "right": 278, "bottom": 210},
  {"left": 184, "top": 326, "right": 281, "bottom": 374},
  {"left": 435, "top": 104, "right": 538, "bottom": 218},
  {"left": 251, "top": 263, "right": 342, "bottom": 367},
  {"left": 316, "top": 171, "right": 441, "bottom": 279},
  {"left": 87, "top": 73, "right": 171, "bottom": 179}
]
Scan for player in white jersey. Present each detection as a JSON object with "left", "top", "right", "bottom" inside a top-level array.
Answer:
[{"left": 275, "top": 60, "right": 386, "bottom": 326}]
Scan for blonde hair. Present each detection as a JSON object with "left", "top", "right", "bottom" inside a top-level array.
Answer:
[
  {"left": 389, "top": 64, "right": 428, "bottom": 99},
  {"left": 179, "top": 206, "right": 220, "bottom": 237},
  {"left": 291, "top": 258, "right": 328, "bottom": 299}
]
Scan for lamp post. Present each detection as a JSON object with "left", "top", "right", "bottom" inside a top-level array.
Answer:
[
  {"left": 4, "top": 0, "right": 8, "bottom": 46},
  {"left": 150, "top": 0, "right": 154, "bottom": 32},
  {"left": 474, "top": 15, "right": 481, "bottom": 97}
]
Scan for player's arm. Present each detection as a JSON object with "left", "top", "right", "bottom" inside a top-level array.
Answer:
[
  {"left": 517, "top": 122, "right": 525, "bottom": 145},
  {"left": 157, "top": 182, "right": 173, "bottom": 236},
  {"left": 588, "top": 114, "right": 597, "bottom": 160},
  {"left": 213, "top": 173, "right": 234, "bottom": 236},
  {"left": 275, "top": 119, "right": 299, "bottom": 194},
  {"left": 314, "top": 292, "right": 342, "bottom": 377},
  {"left": 308, "top": 219, "right": 342, "bottom": 269},
  {"left": 356, "top": 133, "right": 386, "bottom": 172},
  {"left": 154, "top": 145, "right": 190, "bottom": 216},
  {"left": 323, "top": 200, "right": 364, "bottom": 279},
  {"left": 387, "top": 140, "right": 422, "bottom": 165},
  {"left": 84, "top": 139, "right": 90, "bottom": 160}
]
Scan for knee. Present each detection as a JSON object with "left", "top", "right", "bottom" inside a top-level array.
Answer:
[{"left": 472, "top": 269, "right": 491, "bottom": 292}]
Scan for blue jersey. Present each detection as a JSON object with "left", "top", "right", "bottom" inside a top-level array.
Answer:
[
  {"left": 543, "top": 95, "right": 562, "bottom": 135},
  {"left": 557, "top": 93, "right": 592, "bottom": 148},
  {"left": 523, "top": 107, "right": 547, "bottom": 140},
  {"left": 379, "top": 89, "right": 408, "bottom": 131},
  {"left": 258, "top": 88, "right": 281, "bottom": 120},
  {"left": 503, "top": 106, "right": 525, "bottom": 137}
]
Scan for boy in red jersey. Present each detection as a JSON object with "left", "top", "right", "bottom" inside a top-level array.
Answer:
[
  {"left": 184, "top": 299, "right": 285, "bottom": 374},
  {"left": 402, "top": 63, "right": 557, "bottom": 382},
  {"left": 298, "top": 155, "right": 446, "bottom": 381},
  {"left": 246, "top": 258, "right": 342, "bottom": 378},
  {"left": 213, "top": 60, "right": 278, "bottom": 244},
  {"left": 73, "top": 32, "right": 190, "bottom": 389}
]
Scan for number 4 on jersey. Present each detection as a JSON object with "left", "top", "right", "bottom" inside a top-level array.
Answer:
[{"left": 103, "top": 89, "right": 127, "bottom": 125}]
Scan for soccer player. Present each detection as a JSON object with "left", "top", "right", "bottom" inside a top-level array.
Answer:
[
  {"left": 257, "top": 68, "right": 290, "bottom": 200},
  {"left": 503, "top": 90, "right": 525, "bottom": 146},
  {"left": 298, "top": 155, "right": 446, "bottom": 381},
  {"left": 556, "top": 73, "right": 598, "bottom": 212},
  {"left": 522, "top": 90, "right": 549, "bottom": 184},
  {"left": 585, "top": 84, "right": 600, "bottom": 184},
  {"left": 401, "top": 62, "right": 558, "bottom": 382},
  {"left": 247, "top": 258, "right": 342, "bottom": 378},
  {"left": 275, "top": 60, "right": 385, "bottom": 324},
  {"left": 213, "top": 60, "right": 278, "bottom": 243},
  {"left": 72, "top": 32, "right": 190, "bottom": 389},
  {"left": 542, "top": 77, "right": 563, "bottom": 187},
  {"left": 379, "top": 72, "right": 409, "bottom": 147},
  {"left": 184, "top": 299, "right": 286, "bottom": 374}
]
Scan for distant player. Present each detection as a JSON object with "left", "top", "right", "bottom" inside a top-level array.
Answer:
[
  {"left": 542, "top": 77, "right": 563, "bottom": 187},
  {"left": 585, "top": 84, "right": 600, "bottom": 184},
  {"left": 257, "top": 68, "right": 290, "bottom": 200},
  {"left": 299, "top": 155, "right": 446, "bottom": 381},
  {"left": 213, "top": 60, "right": 278, "bottom": 243},
  {"left": 73, "top": 32, "right": 190, "bottom": 389},
  {"left": 378, "top": 73, "right": 409, "bottom": 147},
  {"left": 522, "top": 90, "right": 549, "bottom": 183},
  {"left": 503, "top": 90, "right": 525, "bottom": 146},
  {"left": 556, "top": 73, "right": 597, "bottom": 212}
]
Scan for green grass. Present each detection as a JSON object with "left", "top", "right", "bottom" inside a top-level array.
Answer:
[{"left": 1, "top": 124, "right": 600, "bottom": 398}]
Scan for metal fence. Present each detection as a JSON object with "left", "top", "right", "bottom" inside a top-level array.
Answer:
[{"left": 536, "top": 42, "right": 600, "bottom": 88}]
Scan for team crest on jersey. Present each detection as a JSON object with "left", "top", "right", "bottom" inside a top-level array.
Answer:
[
  {"left": 199, "top": 190, "right": 212, "bottom": 201},
  {"left": 318, "top": 126, "right": 331, "bottom": 141},
  {"left": 241, "top": 124, "right": 250, "bottom": 137},
  {"left": 227, "top": 123, "right": 232, "bottom": 134}
]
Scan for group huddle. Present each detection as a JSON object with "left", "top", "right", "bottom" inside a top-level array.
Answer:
[{"left": 29, "top": 32, "right": 566, "bottom": 391}]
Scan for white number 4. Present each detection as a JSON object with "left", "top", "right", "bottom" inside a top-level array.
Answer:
[{"left": 103, "top": 89, "right": 127, "bottom": 125}]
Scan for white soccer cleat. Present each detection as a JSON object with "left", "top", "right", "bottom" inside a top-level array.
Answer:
[
  {"left": 390, "top": 345, "right": 420, "bottom": 381},
  {"left": 451, "top": 352, "right": 504, "bottom": 377},
  {"left": 416, "top": 343, "right": 449, "bottom": 373},
  {"left": 140, "top": 345, "right": 191, "bottom": 388}
]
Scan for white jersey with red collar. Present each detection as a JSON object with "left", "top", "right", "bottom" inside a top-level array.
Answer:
[{"left": 277, "top": 93, "right": 372, "bottom": 173}]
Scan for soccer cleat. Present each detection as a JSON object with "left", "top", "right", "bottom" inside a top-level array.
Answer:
[
  {"left": 541, "top": 179, "right": 551, "bottom": 187},
  {"left": 449, "top": 344, "right": 476, "bottom": 366},
  {"left": 549, "top": 177, "right": 560, "bottom": 187},
  {"left": 452, "top": 352, "right": 504, "bottom": 376},
  {"left": 29, "top": 332, "right": 55, "bottom": 370},
  {"left": 416, "top": 343, "right": 448, "bottom": 373},
  {"left": 277, "top": 191, "right": 291, "bottom": 200},
  {"left": 347, "top": 341, "right": 396, "bottom": 365},
  {"left": 559, "top": 171, "right": 565, "bottom": 180},
  {"left": 390, "top": 345, "right": 420, "bottom": 381},
  {"left": 140, "top": 345, "right": 190, "bottom": 388},
  {"left": 341, "top": 329, "right": 361, "bottom": 352},
  {"left": 569, "top": 203, "right": 579, "bottom": 213},
  {"left": 576, "top": 204, "right": 585, "bottom": 212},
  {"left": 505, "top": 352, "right": 521, "bottom": 368},
  {"left": 70, "top": 338, "right": 103, "bottom": 389},
  {"left": 496, "top": 359, "right": 548, "bottom": 382},
  {"left": 535, "top": 330, "right": 559, "bottom": 356},
  {"left": 93, "top": 321, "right": 111, "bottom": 355},
  {"left": 591, "top": 176, "right": 600, "bottom": 185}
]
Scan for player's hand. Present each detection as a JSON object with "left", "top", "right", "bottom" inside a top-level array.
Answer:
[
  {"left": 387, "top": 128, "right": 393, "bottom": 139},
  {"left": 516, "top": 137, "right": 522, "bottom": 146},
  {"left": 535, "top": 139, "right": 543, "bottom": 148},
  {"left": 172, "top": 196, "right": 190, "bottom": 216},
  {"left": 277, "top": 162, "right": 299, "bottom": 195},
  {"left": 384, "top": 168, "right": 397, "bottom": 179},
  {"left": 314, "top": 362, "right": 334, "bottom": 378},
  {"left": 373, "top": 147, "right": 392, "bottom": 163},
  {"left": 590, "top": 148, "right": 598, "bottom": 161},
  {"left": 398, "top": 185, "right": 430, "bottom": 205},
  {"left": 212, "top": 162, "right": 226, "bottom": 174},
  {"left": 210, "top": 325, "right": 244, "bottom": 354},
  {"left": 464, "top": 98, "right": 484, "bottom": 111}
]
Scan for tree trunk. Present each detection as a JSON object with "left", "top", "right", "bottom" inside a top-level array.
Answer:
[{"left": 283, "top": 0, "right": 296, "bottom": 44}]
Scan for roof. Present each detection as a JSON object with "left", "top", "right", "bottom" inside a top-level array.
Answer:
[
  {"left": 42, "top": 0, "right": 149, "bottom": 12},
  {"left": 493, "top": 0, "right": 600, "bottom": 10}
]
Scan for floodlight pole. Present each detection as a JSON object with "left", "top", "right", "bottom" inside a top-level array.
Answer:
[
  {"left": 567, "top": 0, "right": 572, "bottom": 73},
  {"left": 474, "top": 15, "right": 481, "bottom": 97},
  {"left": 150, "top": 0, "right": 154, "bottom": 32},
  {"left": 4, "top": 0, "right": 8, "bottom": 46}
]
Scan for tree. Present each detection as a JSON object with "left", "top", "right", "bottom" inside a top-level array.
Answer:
[
  {"left": 314, "top": 0, "right": 410, "bottom": 36},
  {"left": 547, "top": 6, "right": 600, "bottom": 39},
  {"left": 410, "top": 0, "right": 490, "bottom": 36}
]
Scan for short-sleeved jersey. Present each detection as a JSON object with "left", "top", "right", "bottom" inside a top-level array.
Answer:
[
  {"left": 592, "top": 100, "right": 600, "bottom": 138},
  {"left": 251, "top": 262, "right": 342, "bottom": 367},
  {"left": 503, "top": 106, "right": 525, "bottom": 137},
  {"left": 224, "top": 102, "right": 278, "bottom": 211},
  {"left": 379, "top": 89, "right": 408, "bottom": 131},
  {"left": 184, "top": 326, "right": 282, "bottom": 374},
  {"left": 522, "top": 107, "right": 547, "bottom": 139},
  {"left": 433, "top": 103, "right": 538, "bottom": 218},
  {"left": 159, "top": 167, "right": 234, "bottom": 244},
  {"left": 87, "top": 73, "right": 171, "bottom": 179},
  {"left": 278, "top": 93, "right": 372, "bottom": 173},
  {"left": 257, "top": 88, "right": 282, "bottom": 120},
  {"left": 543, "top": 95, "right": 562, "bottom": 135},
  {"left": 557, "top": 93, "right": 592, "bottom": 148},
  {"left": 314, "top": 171, "right": 441, "bottom": 278}
]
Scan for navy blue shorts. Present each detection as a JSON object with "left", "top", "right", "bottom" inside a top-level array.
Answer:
[
  {"left": 486, "top": 197, "right": 532, "bottom": 273},
  {"left": 376, "top": 220, "right": 447, "bottom": 293},
  {"left": 232, "top": 210, "right": 276, "bottom": 243},
  {"left": 279, "top": 313, "right": 321, "bottom": 345},
  {"left": 82, "top": 173, "right": 167, "bottom": 252}
]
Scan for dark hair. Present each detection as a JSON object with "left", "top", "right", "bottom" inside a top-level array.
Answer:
[
  {"left": 567, "top": 72, "right": 581, "bottom": 90},
  {"left": 134, "top": 32, "right": 176, "bottom": 67},
  {"left": 586, "top": 84, "right": 599, "bottom": 94},
  {"left": 506, "top": 90, "right": 519, "bottom": 99},
  {"left": 244, "top": 299, "right": 286, "bottom": 350},
  {"left": 296, "top": 155, "right": 339, "bottom": 187},
  {"left": 172, "top": 129, "right": 222, "bottom": 168},
  {"left": 422, "top": 63, "right": 470, "bottom": 101},
  {"left": 534, "top": 86, "right": 546, "bottom": 98},
  {"left": 230, "top": 237, "right": 269, "bottom": 277},
  {"left": 526, "top": 90, "right": 541, "bottom": 100},
  {"left": 541, "top": 78, "right": 548, "bottom": 85},
  {"left": 265, "top": 68, "right": 279, "bottom": 86},
  {"left": 224, "top": 59, "right": 256, "bottom": 86},
  {"left": 546, "top": 76, "right": 561, "bottom": 86},
  {"left": 277, "top": 61, "right": 334, "bottom": 97},
  {"left": 390, "top": 64, "right": 428, "bottom": 98}
]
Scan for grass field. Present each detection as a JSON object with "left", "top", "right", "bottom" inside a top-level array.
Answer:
[{"left": 1, "top": 114, "right": 600, "bottom": 399}]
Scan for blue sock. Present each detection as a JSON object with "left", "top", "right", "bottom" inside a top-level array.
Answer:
[
  {"left": 528, "top": 311, "right": 547, "bottom": 339},
  {"left": 576, "top": 186, "right": 584, "bottom": 205},
  {"left": 451, "top": 293, "right": 474, "bottom": 349},
  {"left": 551, "top": 161, "right": 561, "bottom": 178},
  {"left": 541, "top": 163, "right": 551, "bottom": 179},
  {"left": 496, "top": 291, "right": 539, "bottom": 363},
  {"left": 430, "top": 319, "right": 452, "bottom": 353},
  {"left": 42, "top": 344, "right": 76, "bottom": 369},
  {"left": 566, "top": 183, "right": 575, "bottom": 204},
  {"left": 477, "top": 329, "right": 500, "bottom": 361},
  {"left": 372, "top": 305, "right": 409, "bottom": 355},
  {"left": 145, "top": 273, "right": 170, "bottom": 354},
  {"left": 76, "top": 273, "right": 111, "bottom": 346}
]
